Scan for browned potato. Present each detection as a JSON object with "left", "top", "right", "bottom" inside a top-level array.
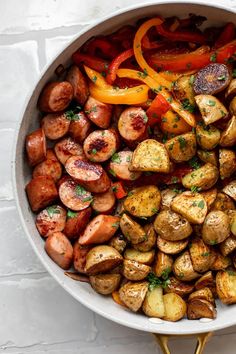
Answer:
[
  {"left": 85, "top": 245, "right": 123, "bottom": 275},
  {"left": 165, "top": 132, "right": 196, "bottom": 163},
  {"left": 189, "top": 237, "right": 214, "bottom": 273},
  {"left": 182, "top": 163, "right": 219, "bottom": 191},
  {"left": 216, "top": 270, "right": 236, "bottom": 304},
  {"left": 202, "top": 211, "right": 230, "bottom": 245},
  {"left": 119, "top": 281, "right": 149, "bottom": 312},
  {"left": 229, "top": 97, "right": 236, "bottom": 115},
  {"left": 188, "top": 287, "right": 215, "bottom": 305},
  {"left": 211, "top": 192, "right": 235, "bottom": 212},
  {"left": 173, "top": 75, "right": 195, "bottom": 106},
  {"left": 225, "top": 78, "right": 236, "bottom": 100},
  {"left": 220, "top": 236, "right": 236, "bottom": 256},
  {"left": 122, "top": 259, "right": 151, "bottom": 281},
  {"left": 153, "top": 252, "right": 173, "bottom": 278},
  {"left": 226, "top": 209, "right": 236, "bottom": 225},
  {"left": 200, "top": 188, "right": 217, "bottom": 209},
  {"left": 231, "top": 214, "right": 236, "bottom": 235},
  {"left": 211, "top": 251, "right": 231, "bottom": 270},
  {"left": 196, "top": 123, "right": 221, "bottom": 150},
  {"left": 195, "top": 95, "right": 228, "bottom": 125},
  {"left": 123, "top": 185, "right": 161, "bottom": 218},
  {"left": 197, "top": 150, "right": 217, "bottom": 166},
  {"left": 173, "top": 251, "right": 200, "bottom": 281},
  {"left": 187, "top": 299, "right": 216, "bottom": 319},
  {"left": 219, "top": 149, "right": 236, "bottom": 179},
  {"left": 124, "top": 248, "right": 155, "bottom": 265},
  {"left": 154, "top": 209, "right": 192, "bottom": 241},
  {"left": 171, "top": 191, "right": 207, "bottom": 224},
  {"left": 223, "top": 180, "right": 236, "bottom": 201},
  {"left": 165, "top": 276, "right": 194, "bottom": 297},
  {"left": 109, "top": 234, "right": 127, "bottom": 254},
  {"left": 89, "top": 274, "right": 121, "bottom": 295},
  {"left": 142, "top": 286, "right": 165, "bottom": 318},
  {"left": 133, "top": 224, "right": 156, "bottom": 252},
  {"left": 156, "top": 236, "right": 188, "bottom": 255},
  {"left": 195, "top": 271, "right": 215, "bottom": 291},
  {"left": 163, "top": 293, "right": 187, "bottom": 321},
  {"left": 131, "top": 139, "right": 170, "bottom": 172},
  {"left": 120, "top": 213, "right": 146, "bottom": 244},
  {"left": 160, "top": 189, "right": 178, "bottom": 210},
  {"left": 220, "top": 116, "right": 236, "bottom": 147}
]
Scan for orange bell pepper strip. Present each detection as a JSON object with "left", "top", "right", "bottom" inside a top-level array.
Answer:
[
  {"left": 112, "top": 181, "right": 127, "bottom": 199},
  {"left": 106, "top": 48, "right": 134, "bottom": 84}
]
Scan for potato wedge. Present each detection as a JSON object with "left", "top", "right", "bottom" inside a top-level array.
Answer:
[
  {"left": 160, "top": 189, "right": 178, "bottom": 210},
  {"left": 187, "top": 299, "right": 216, "bottom": 319},
  {"left": 120, "top": 213, "right": 146, "bottom": 244},
  {"left": 156, "top": 236, "right": 188, "bottom": 255},
  {"left": 133, "top": 224, "right": 156, "bottom": 252},
  {"left": 142, "top": 286, "right": 165, "bottom": 318},
  {"left": 119, "top": 281, "right": 149, "bottom": 312},
  {"left": 196, "top": 123, "right": 221, "bottom": 150},
  {"left": 122, "top": 259, "right": 151, "bottom": 281},
  {"left": 154, "top": 209, "right": 192, "bottom": 241},
  {"left": 108, "top": 234, "right": 127, "bottom": 254},
  {"left": 112, "top": 290, "right": 126, "bottom": 307},
  {"left": 163, "top": 293, "right": 187, "bottom": 322},
  {"left": 195, "top": 94, "right": 228, "bottom": 125},
  {"left": 173, "top": 75, "right": 195, "bottom": 106},
  {"left": 153, "top": 252, "right": 173, "bottom": 278},
  {"left": 188, "top": 287, "right": 215, "bottom": 305},
  {"left": 165, "top": 132, "right": 196, "bottom": 163},
  {"left": 220, "top": 116, "right": 236, "bottom": 147},
  {"left": 230, "top": 97, "right": 236, "bottom": 116},
  {"left": 226, "top": 209, "right": 236, "bottom": 225},
  {"left": 182, "top": 163, "right": 219, "bottom": 191},
  {"left": 124, "top": 185, "right": 161, "bottom": 218},
  {"left": 219, "top": 149, "right": 236, "bottom": 180},
  {"left": 195, "top": 272, "right": 217, "bottom": 296},
  {"left": 223, "top": 180, "right": 236, "bottom": 201},
  {"left": 220, "top": 236, "right": 236, "bottom": 256},
  {"left": 200, "top": 188, "right": 217, "bottom": 209},
  {"left": 171, "top": 191, "right": 207, "bottom": 224},
  {"left": 173, "top": 251, "right": 200, "bottom": 281},
  {"left": 85, "top": 245, "right": 123, "bottom": 275},
  {"left": 197, "top": 149, "right": 217, "bottom": 166},
  {"left": 211, "top": 192, "right": 235, "bottom": 212},
  {"left": 165, "top": 276, "right": 194, "bottom": 297},
  {"left": 211, "top": 251, "right": 231, "bottom": 270},
  {"left": 89, "top": 274, "right": 121, "bottom": 295},
  {"left": 231, "top": 214, "right": 236, "bottom": 235},
  {"left": 189, "top": 237, "right": 214, "bottom": 273},
  {"left": 131, "top": 139, "right": 170, "bottom": 172},
  {"left": 124, "top": 248, "right": 155, "bottom": 265},
  {"left": 225, "top": 78, "right": 236, "bottom": 100},
  {"left": 216, "top": 270, "right": 236, "bottom": 304},
  {"left": 202, "top": 211, "right": 230, "bottom": 245}
]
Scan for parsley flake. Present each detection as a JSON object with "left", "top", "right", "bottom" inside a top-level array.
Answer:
[
  {"left": 181, "top": 98, "right": 195, "bottom": 113},
  {"left": 67, "top": 210, "right": 78, "bottom": 219},
  {"left": 210, "top": 53, "right": 217, "bottom": 62},
  {"left": 46, "top": 205, "right": 60, "bottom": 218},
  {"left": 207, "top": 100, "right": 216, "bottom": 106},
  {"left": 178, "top": 136, "right": 187, "bottom": 149},
  {"left": 147, "top": 272, "right": 170, "bottom": 291},
  {"left": 111, "top": 153, "right": 121, "bottom": 164}
]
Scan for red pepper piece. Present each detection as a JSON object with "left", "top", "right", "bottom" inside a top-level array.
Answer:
[
  {"left": 158, "top": 165, "right": 193, "bottom": 185},
  {"left": 146, "top": 94, "right": 170, "bottom": 126},
  {"left": 106, "top": 48, "right": 134, "bottom": 84},
  {"left": 72, "top": 52, "right": 109, "bottom": 73},
  {"left": 112, "top": 181, "right": 127, "bottom": 199},
  {"left": 86, "top": 38, "right": 119, "bottom": 59},
  {"left": 156, "top": 23, "right": 206, "bottom": 44},
  {"left": 215, "top": 23, "right": 235, "bottom": 49}
]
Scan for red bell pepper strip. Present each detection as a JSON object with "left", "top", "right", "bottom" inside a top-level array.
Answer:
[
  {"left": 85, "top": 38, "right": 119, "bottom": 59},
  {"left": 112, "top": 181, "right": 127, "bottom": 199},
  {"left": 72, "top": 52, "right": 109, "bottom": 73},
  {"left": 158, "top": 165, "right": 193, "bottom": 185},
  {"left": 141, "top": 34, "right": 164, "bottom": 50},
  {"left": 215, "top": 22, "right": 235, "bottom": 49},
  {"left": 156, "top": 23, "right": 206, "bottom": 44},
  {"left": 106, "top": 48, "right": 134, "bottom": 84},
  {"left": 146, "top": 94, "right": 170, "bottom": 126}
]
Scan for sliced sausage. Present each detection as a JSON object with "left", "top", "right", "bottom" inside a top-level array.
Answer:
[
  {"left": 59, "top": 178, "right": 93, "bottom": 211},
  {"left": 65, "top": 156, "right": 111, "bottom": 193},
  {"left": 54, "top": 137, "right": 86, "bottom": 165},
  {"left": 68, "top": 111, "right": 91, "bottom": 143},
  {"left": 83, "top": 129, "right": 118, "bottom": 162},
  {"left": 66, "top": 65, "right": 89, "bottom": 105},
  {"left": 46, "top": 148, "right": 58, "bottom": 161},
  {"left": 45, "top": 231, "right": 73, "bottom": 269},
  {"left": 73, "top": 242, "right": 91, "bottom": 273},
  {"left": 109, "top": 151, "right": 141, "bottom": 180},
  {"left": 118, "top": 107, "right": 147, "bottom": 142},
  {"left": 26, "top": 175, "right": 58, "bottom": 212},
  {"left": 41, "top": 112, "right": 70, "bottom": 140},
  {"left": 38, "top": 81, "right": 73, "bottom": 113},
  {"left": 79, "top": 214, "right": 120, "bottom": 245},
  {"left": 92, "top": 189, "right": 116, "bottom": 214},
  {"left": 36, "top": 205, "right": 66, "bottom": 237},
  {"left": 64, "top": 207, "right": 92, "bottom": 240},
  {"left": 33, "top": 154, "right": 62, "bottom": 182},
  {"left": 84, "top": 96, "right": 112, "bottom": 128},
  {"left": 25, "top": 128, "right": 46, "bottom": 166}
]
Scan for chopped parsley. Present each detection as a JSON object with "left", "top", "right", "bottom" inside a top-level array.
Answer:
[
  {"left": 112, "top": 185, "right": 118, "bottom": 193},
  {"left": 210, "top": 240, "right": 217, "bottom": 245},
  {"left": 167, "top": 96, "right": 173, "bottom": 103},
  {"left": 178, "top": 136, "right": 187, "bottom": 149},
  {"left": 92, "top": 75, "right": 97, "bottom": 83},
  {"left": 109, "top": 169, "right": 117, "bottom": 177},
  {"left": 188, "top": 156, "right": 201, "bottom": 170},
  {"left": 67, "top": 210, "right": 78, "bottom": 219},
  {"left": 111, "top": 153, "right": 121, "bottom": 164},
  {"left": 217, "top": 75, "right": 226, "bottom": 81},
  {"left": 207, "top": 99, "right": 216, "bottom": 106},
  {"left": 91, "top": 148, "right": 97, "bottom": 155},
  {"left": 128, "top": 191, "right": 134, "bottom": 197},
  {"left": 161, "top": 267, "right": 171, "bottom": 280},
  {"left": 147, "top": 272, "right": 170, "bottom": 291},
  {"left": 46, "top": 205, "right": 60, "bottom": 218},
  {"left": 178, "top": 272, "right": 185, "bottom": 279},
  {"left": 210, "top": 53, "right": 217, "bottom": 62},
  {"left": 227, "top": 270, "right": 236, "bottom": 276},
  {"left": 201, "top": 252, "right": 210, "bottom": 257},
  {"left": 191, "top": 186, "right": 200, "bottom": 193},
  {"left": 151, "top": 207, "right": 158, "bottom": 214},
  {"left": 189, "top": 75, "right": 195, "bottom": 85},
  {"left": 181, "top": 98, "right": 195, "bottom": 113},
  {"left": 232, "top": 69, "right": 236, "bottom": 78},
  {"left": 168, "top": 142, "right": 174, "bottom": 151},
  {"left": 126, "top": 155, "right": 131, "bottom": 163},
  {"left": 138, "top": 68, "right": 148, "bottom": 79},
  {"left": 171, "top": 176, "right": 178, "bottom": 184},
  {"left": 85, "top": 106, "right": 97, "bottom": 114},
  {"left": 198, "top": 200, "right": 205, "bottom": 209},
  {"left": 112, "top": 222, "right": 120, "bottom": 228},
  {"left": 161, "top": 117, "right": 167, "bottom": 123},
  {"left": 65, "top": 106, "right": 82, "bottom": 121}
]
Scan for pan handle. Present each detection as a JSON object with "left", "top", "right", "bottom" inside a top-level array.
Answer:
[{"left": 152, "top": 332, "right": 212, "bottom": 354}]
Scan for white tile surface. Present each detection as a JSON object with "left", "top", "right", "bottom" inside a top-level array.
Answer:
[{"left": 1, "top": 0, "right": 236, "bottom": 353}]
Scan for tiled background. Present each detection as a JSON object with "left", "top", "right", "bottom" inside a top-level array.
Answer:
[{"left": 1, "top": 0, "right": 236, "bottom": 353}]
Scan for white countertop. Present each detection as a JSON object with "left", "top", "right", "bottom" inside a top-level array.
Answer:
[{"left": 1, "top": 0, "right": 236, "bottom": 353}]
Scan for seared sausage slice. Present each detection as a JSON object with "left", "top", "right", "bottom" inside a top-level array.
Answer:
[
  {"left": 79, "top": 214, "right": 120, "bottom": 245},
  {"left": 26, "top": 176, "right": 58, "bottom": 212},
  {"left": 36, "top": 205, "right": 66, "bottom": 237},
  {"left": 64, "top": 207, "right": 92, "bottom": 240},
  {"left": 109, "top": 151, "right": 142, "bottom": 180},
  {"left": 118, "top": 107, "right": 147, "bottom": 142},
  {"left": 65, "top": 156, "right": 111, "bottom": 193},
  {"left": 92, "top": 189, "right": 116, "bottom": 214},
  {"left": 45, "top": 231, "right": 73, "bottom": 269},
  {"left": 46, "top": 149, "right": 58, "bottom": 161},
  {"left": 59, "top": 178, "right": 93, "bottom": 211},
  {"left": 54, "top": 137, "right": 86, "bottom": 165},
  {"left": 41, "top": 112, "right": 70, "bottom": 140},
  {"left": 83, "top": 129, "right": 118, "bottom": 162},
  {"left": 33, "top": 154, "right": 62, "bottom": 182},
  {"left": 73, "top": 242, "right": 91, "bottom": 273},
  {"left": 69, "top": 111, "right": 91, "bottom": 143},
  {"left": 84, "top": 96, "right": 112, "bottom": 128},
  {"left": 25, "top": 128, "right": 46, "bottom": 166},
  {"left": 66, "top": 65, "right": 89, "bottom": 105},
  {"left": 38, "top": 81, "right": 73, "bottom": 113}
]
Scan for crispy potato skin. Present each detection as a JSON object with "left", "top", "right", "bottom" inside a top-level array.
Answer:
[
  {"left": 197, "top": 149, "right": 218, "bottom": 166},
  {"left": 188, "top": 287, "right": 215, "bottom": 305},
  {"left": 216, "top": 270, "right": 236, "bottom": 304},
  {"left": 89, "top": 274, "right": 121, "bottom": 295},
  {"left": 122, "top": 259, "right": 151, "bottom": 281},
  {"left": 119, "top": 281, "right": 149, "bottom": 312},
  {"left": 195, "top": 271, "right": 216, "bottom": 293},
  {"left": 153, "top": 252, "right": 173, "bottom": 278},
  {"left": 220, "top": 116, "right": 236, "bottom": 147},
  {"left": 120, "top": 213, "right": 146, "bottom": 244},
  {"left": 187, "top": 299, "right": 216, "bottom": 319},
  {"left": 174, "top": 75, "right": 195, "bottom": 106},
  {"left": 163, "top": 293, "right": 187, "bottom": 322},
  {"left": 85, "top": 245, "right": 123, "bottom": 275},
  {"left": 189, "top": 237, "right": 214, "bottom": 273},
  {"left": 200, "top": 188, "right": 217, "bottom": 209},
  {"left": 160, "top": 189, "right": 178, "bottom": 210},
  {"left": 156, "top": 236, "right": 188, "bottom": 255},
  {"left": 196, "top": 123, "right": 220, "bottom": 150},
  {"left": 142, "top": 286, "right": 165, "bottom": 318},
  {"left": 124, "top": 248, "right": 155, "bottom": 265},
  {"left": 202, "top": 211, "right": 230, "bottom": 245},
  {"left": 223, "top": 180, "right": 236, "bottom": 201},
  {"left": 211, "top": 192, "right": 235, "bottom": 212},
  {"left": 109, "top": 234, "right": 127, "bottom": 254},
  {"left": 173, "top": 251, "right": 200, "bottom": 281},
  {"left": 165, "top": 132, "right": 196, "bottom": 163},
  {"left": 219, "top": 149, "right": 236, "bottom": 179},
  {"left": 182, "top": 163, "right": 219, "bottom": 191},
  {"left": 133, "top": 224, "right": 156, "bottom": 252},
  {"left": 165, "top": 276, "right": 194, "bottom": 297},
  {"left": 195, "top": 95, "right": 228, "bottom": 125}
]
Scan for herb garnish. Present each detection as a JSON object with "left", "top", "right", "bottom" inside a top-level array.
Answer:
[
  {"left": 147, "top": 272, "right": 170, "bottom": 291},
  {"left": 46, "top": 205, "right": 60, "bottom": 218}
]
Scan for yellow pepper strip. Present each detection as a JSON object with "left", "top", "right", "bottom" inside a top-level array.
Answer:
[
  {"left": 117, "top": 69, "right": 196, "bottom": 127},
  {"left": 84, "top": 65, "right": 110, "bottom": 88}
]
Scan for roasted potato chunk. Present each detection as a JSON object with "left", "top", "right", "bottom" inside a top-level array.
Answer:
[
  {"left": 156, "top": 236, "right": 188, "bottom": 255},
  {"left": 230, "top": 97, "right": 236, "bottom": 116},
  {"left": 165, "top": 276, "right": 194, "bottom": 297},
  {"left": 225, "top": 78, "right": 236, "bottom": 100},
  {"left": 195, "top": 95, "right": 228, "bottom": 125},
  {"left": 134, "top": 224, "right": 156, "bottom": 252},
  {"left": 171, "top": 191, "right": 207, "bottom": 224},
  {"left": 160, "top": 189, "right": 178, "bottom": 210},
  {"left": 174, "top": 75, "right": 195, "bottom": 105},
  {"left": 124, "top": 185, "right": 161, "bottom": 218},
  {"left": 211, "top": 192, "right": 235, "bottom": 212},
  {"left": 187, "top": 299, "right": 216, "bottom": 319},
  {"left": 220, "top": 236, "right": 236, "bottom": 256},
  {"left": 220, "top": 116, "right": 236, "bottom": 147},
  {"left": 219, "top": 149, "right": 236, "bottom": 179},
  {"left": 124, "top": 248, "right": 155, "bottom": 265},
  {"left": 202, "top": 211, "right": 230, "bottom": 245},
  {"left": 188, "top": 287, "right": 215, "bottom": 305},
  {"left": 108, "top": 234, "right": 127, "bottom": 254},
  {"left": 85, "top": 245, "right": 123, "bottom": 275},
  {"left": 211, "top": 251, "right": 231, "bottom": 270},
  {"left": 131, "top": 139, "right": 170, "bottom": 172},
  {"left": 154, "top": 209, "right": 192, "bottom": 241},
  {"left": 182, "top": 163, "right": 219, "bottom": 191},
  {"left": 153, "top": 252, "right": 173, "bottom": 278},
  {"left": 197, "top": 149, "right": 217, "bottom": 166},
  {"left": 216, "top": 270, "right": 236, "bottom": 304},
  {"left": 142, "top": 286, "right": 165, "bottom": 318},
  {"left": 120, "top": 213, "right": 146, "bottom": 244},
  {"left": 189, "top": 237, "right": 214, "bottom": 273},
  {"left": 122, "top": 259, "right": 151, "bottom": 281},
  {"left": 196, "top": 123, "right": 221, "bottom": 150},
  {"left": 200, "top": 188, "right": 217, "bottom": 209},
  {"left": 231, "top": 214, "right": 236, "bottom": 235},
  {"left": 223, "top": 180, "right": 236, "bottom": 201},
  {"left": 173, "top": 251, "right": 200, "bottom": 281},
  {"left": 195, "top": 271, "right": 215, "bottom": 291},
  {"left": 163, "top": 293, "right": 187, "bottom": 322},
  {"left": 165, "top": 132, "right": 196, "bottom": 163},
  {"left": 119, "top": 281, "right": 149, "bottom": 312},
  {"left": 89, "top": 274, "right": 121, "bottom": 295}
]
